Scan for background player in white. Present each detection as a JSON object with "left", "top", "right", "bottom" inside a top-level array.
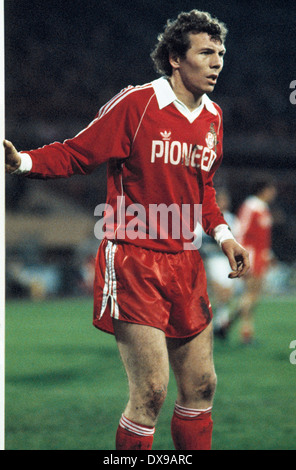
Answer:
[
  {"left": 4, "top": 10, "right": 249, "bottom": 450},
  {"left": 200, "top": 188, "right": 241, "bottom": 338}
]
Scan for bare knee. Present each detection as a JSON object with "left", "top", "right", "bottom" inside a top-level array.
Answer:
[
  {"left": 146, "top": 382, "right": 168, "bottom": 417},
  {"left": 129, "top": 380, "right": 168, "bottom": 424},
  {"left": 196, "top": 373, "right": 217, "bottom": 402},
  {"left": 179, "top": 372, "right": 217, "bottom": 406}
]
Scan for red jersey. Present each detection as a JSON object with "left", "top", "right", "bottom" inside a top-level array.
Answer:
[
  {"left": 236, "top": 195, "right": 273, "bottom": 276},
  {"left": 24, "top": 77, "right": 226, "bottom": 252}
]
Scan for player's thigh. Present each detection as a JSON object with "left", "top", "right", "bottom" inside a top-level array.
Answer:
[
  {"left": 167, "top": 322, "right": 216, "bottom": 406},
  {"left": 113, "top": 319, "right": 170, "bottom": 392}
]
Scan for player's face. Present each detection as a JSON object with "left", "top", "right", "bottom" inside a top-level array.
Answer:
[{"left": 171, "top": 32, "right": 226, "bottom": 97}]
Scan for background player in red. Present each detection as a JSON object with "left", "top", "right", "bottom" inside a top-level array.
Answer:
[
  {"left": 215, "top": 179, "right": 277, "bottom": 343},
  {"left": 4, "top": 10, "right": 249, "bottom": 450},
  {"left": 235, "top": 180, "right": 277, "bottom": 343}
]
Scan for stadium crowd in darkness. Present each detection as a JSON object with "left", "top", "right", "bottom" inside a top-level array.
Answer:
[{"left": 5, "top": 0, "right": 296, "bottom": 296}]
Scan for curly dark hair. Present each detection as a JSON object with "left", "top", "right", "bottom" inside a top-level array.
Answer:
[{"left": 151, "top": 10, "right": 228, "bottom": 76}]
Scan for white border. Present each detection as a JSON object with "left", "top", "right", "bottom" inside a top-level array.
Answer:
[{"left": 0, "top": 0, "right": 5, "bottom": 451}]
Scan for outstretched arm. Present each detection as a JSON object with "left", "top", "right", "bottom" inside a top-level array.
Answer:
[{"left": 3, "top": 93, "right": 134, "bottom": 179}]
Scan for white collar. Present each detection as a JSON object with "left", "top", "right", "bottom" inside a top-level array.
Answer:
[{"left": 152, "top": 76, "right": 218, "bottom": 122}]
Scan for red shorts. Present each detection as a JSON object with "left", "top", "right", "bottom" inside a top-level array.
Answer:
[
  {"left": 93, "top": 239, "right": 213, "bottom": 338},
  {"left": 245, "top": 246, "right": 270, "bottom": 278}
]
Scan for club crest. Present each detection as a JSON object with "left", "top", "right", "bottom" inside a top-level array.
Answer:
[{"left": 205, "top": 123, "right": 218, "bottom": 151}]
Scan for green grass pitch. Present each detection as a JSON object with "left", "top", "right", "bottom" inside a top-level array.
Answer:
[{"left": 4, "top": 296, "right": 296, "bottom": 450}]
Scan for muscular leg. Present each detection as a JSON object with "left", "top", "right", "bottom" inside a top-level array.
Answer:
[
  {"left": 167, "top": 322, "right": 217, "bottom": 450},
  {"left": 167, "top": 322, "right": 216, "bottom": 409},
  {"left": 113, "top": 319, "right": 170, "bottom": 427}
]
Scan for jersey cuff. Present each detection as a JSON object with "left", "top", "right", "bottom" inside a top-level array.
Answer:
[
  {"left": 213, "top": 224, "right": 235, "bottom": 248},
  {"left": 11, "top": 153, "right": 33, "bottom": 175}
]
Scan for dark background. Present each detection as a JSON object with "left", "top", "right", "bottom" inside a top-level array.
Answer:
[{"left": 4, "top": 0, "right": 296, "bottom": 297}]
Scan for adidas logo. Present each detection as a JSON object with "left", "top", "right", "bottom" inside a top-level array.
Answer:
[{"left": 160, "top": 130, "right": 171, "bottom": 141}]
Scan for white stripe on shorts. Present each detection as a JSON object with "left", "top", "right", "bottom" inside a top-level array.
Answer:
[{"left": 99, "top": 241, "right": 119, "bottom": 320}]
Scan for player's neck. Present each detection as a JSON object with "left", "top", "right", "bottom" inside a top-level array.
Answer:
[{"left": 168, "top": 76, "right": 203, "bottom": 111}]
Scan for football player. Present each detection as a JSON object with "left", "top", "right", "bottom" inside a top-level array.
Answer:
[{"left": 5, "top": 10, "right": 249, "bottom": 450}]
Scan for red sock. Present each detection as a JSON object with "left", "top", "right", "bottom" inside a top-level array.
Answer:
[
  {"left": 116, "top": 414, "right": 155, "bottom": 450},
  {"left": 171, "top": 404, "right": 213, "bottom": 450}
]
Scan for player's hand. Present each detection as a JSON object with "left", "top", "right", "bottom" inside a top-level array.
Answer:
[
  {"left": 3, "top": 139, "right": 21, "bottom": 173},
  {"left": 221, "top": 239, "right": 250, "bottom": 278}
]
